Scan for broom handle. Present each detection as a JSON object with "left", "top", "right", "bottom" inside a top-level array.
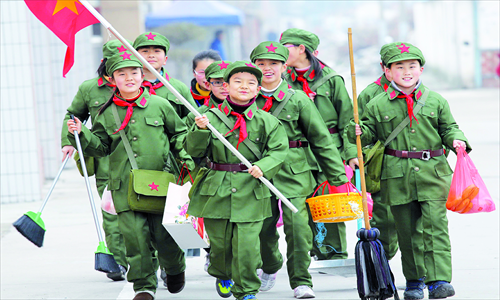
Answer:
[
  {"left": 37, "top": 155, "right": 71, "bottom": 213},
  {"left": 348, "top": 28, "right": 370, "bottom": 230},
  {"left": 71, "top": 116, "right": 105, "bottom": 243},
  {"left": 79, "top": 0, "right": 297, "bottom": 214}
]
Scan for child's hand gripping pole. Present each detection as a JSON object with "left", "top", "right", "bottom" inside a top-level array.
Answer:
[
  {"left": 79, "top": 0, "right": 298, "bottom": 214},
  {"left": 348, "top": 28, "right": 370, "bottom": 229}
]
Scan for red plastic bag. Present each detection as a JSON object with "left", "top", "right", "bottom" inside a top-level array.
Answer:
[{"left": 446, "top": 147, "right": 495, "bottom": 214}]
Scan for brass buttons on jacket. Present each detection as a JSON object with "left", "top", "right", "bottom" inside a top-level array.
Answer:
[
  {"left": 154, "top": 120, "right": 159, "bottom": 125},
  {"left": 94, "top": 101, "right": 99, "bottom": 105},
  {"left": 134, "top": 153, "right": 138, "bottom": 158},
  {"left": 326, "top": 91, "right": 330, "bottom": 96},
  {"left": 414, "top": 167, "right": 419, "bottom": 171},
  {"left": 412, "top": 147, "right": 417, "bottom": 151},
  {"left": 430, "top": 112, "right": 435, "bottom": 116},
  {"left": 131, "top": 120, "right": 136, "bottom": 124},
  {"left": 287, "top": 115, "right": 291, "bottom": 119},
  {"left": 384, "top": 116, "right": 389, "bottom": 120},
  {"left": 133, "top": 137, "right": 137, "bottom": 141},
  {"left": 411, "top": 129, "right": 416, "bottom": 133},
  {"left": 231, "top": 188, "right": 237, "bottom": 193}
]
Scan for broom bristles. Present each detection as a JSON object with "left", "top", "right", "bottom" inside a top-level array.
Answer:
[
  {"left": 13, "top": 214, "right": 45, "bottom": 248},
  {"left": 95, "top": 252, "right": 121, "bottom": 273}
]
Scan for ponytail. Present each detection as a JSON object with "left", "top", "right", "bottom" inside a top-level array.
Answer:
[
  {"left": 304, "top": 48, "right": 329, "bottom": 79},
  {"left": 97, "top": 58, "right": 108, "bottom": 78},
  {"left": 98, "top": 91, "right": 115, "bottom": 116}
]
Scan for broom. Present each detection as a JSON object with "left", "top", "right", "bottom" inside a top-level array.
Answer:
[
  {"left": 348, "top": 28, "right": 399, "bottom": 300},
  {"left": 13, "top": 154, "right": 71, "bottom": 247},
  {"left": 70, "top": 115, "right": 121, "bottom": 273}
]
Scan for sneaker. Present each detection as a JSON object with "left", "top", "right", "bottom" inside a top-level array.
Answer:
[
  {"left": 106, "top": 265, "right": 127, "bottom": 281},
  {"left": 294, "top": 285, "right": 316, "bottom": 299},
  {"left": 204, "top": 253, "right": 210, "bottom": 273},
  {"left": 160, "top": 269, "right": 167, "bottom": 287},
  {"left": 428, "top": 281, "right": 455, "bottom": 299},
  {"left": 258, "top": 270, "right": 277, "bottom": 291},
  {"left": 216, "top": 278, "right": 233, "bottom": 298},
  {"left": 241, "top": 295, "right": 257, "bottom": 300},
  {"left": 404, "top": 278, "right": 425, "bottom": 300}
]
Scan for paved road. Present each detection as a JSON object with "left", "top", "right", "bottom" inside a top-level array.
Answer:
[{"left": 1, "top": 88, "right": 498, "bottom": 299}]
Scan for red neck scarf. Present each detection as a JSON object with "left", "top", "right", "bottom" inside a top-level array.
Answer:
[
  {"left": 260, "top": 94, "right": 274, "bottom": 112},
  {"left": 191, "top": 89, "right": 210, "bottom": 106},
  {"left": 289, "top": 69, "right": 315, "bottom": 99},
  {"left": 218, "top": 103, "right": 248, "bottom": 150},
  {"left": 113, "top": 89, "right": 142, "bottom": 134},
  {"left": 397, "top": 91, "right": 419, "bottom": 127},
  {"left": 143, "top": 81, "right": 163, "bottom": 96}
]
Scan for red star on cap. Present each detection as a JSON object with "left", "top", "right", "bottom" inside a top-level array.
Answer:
[
  {"left": 398, "top": 43, "right": 410, "bottom": 53},
  {"left": 149, "top": 182, "right": 159, "bottom": 191},
  {"left": 117, "top": 45, "right": 127, "bottom": 53},
  {"left": 245, "top": 63, "right": 256, "bottom": 68},
  {"left": 266, "top": 43, "right": 278, "bottom": 53},
  {"left": 120, "top": 52, "right": 132, "bottom": 60},
  {"left": 145, "top": 32, "right": 156, "bottom": 40},
  {"left": 218, "top": 61, "right": 229, "bottom": 70}
]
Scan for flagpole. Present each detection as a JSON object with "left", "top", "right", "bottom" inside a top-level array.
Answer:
[{"left": 79, "top": 1, "right": 298, "bottom": 214}]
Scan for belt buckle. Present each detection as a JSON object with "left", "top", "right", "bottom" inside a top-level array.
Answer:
[{"left": 421, "top": 150, "right": 431, "bottom": 161}]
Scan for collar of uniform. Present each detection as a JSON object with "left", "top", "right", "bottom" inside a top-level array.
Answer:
[
  {"left": 135, "top": 89, "right": 150, "bottom": 108},
  {"left": 208, "top": 94, "right": 223, "bottom": 108},
  {"left": 270, "top": 79, "right": 290, "bottom": 102},
  {"left": 374, "top": 74, "right": 391, "bottom": 92},
  {"left": 387, "top": 79, "right": 423, "bottom": 101},
  {"left": 220, "top": 98, "right": 256, "bottom": 120},
  {"left": 287, "top": 67, "right": 316, "bottom": 82},
  {"left": 97, "top": 76, "right": 111, "bottom": 87},
  {"left": 161, "top": 67, "right": 170, "bottom": 81}
]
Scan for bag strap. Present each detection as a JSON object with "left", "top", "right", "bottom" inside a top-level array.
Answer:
[
  {"left": 271, "top": 89, "right": 295, "bottom": 117},
  {"left": 211, "top": 108, "right": 262, "bottom": 160},
  {"left": 383, "top": 87, "right": 430, "bottom": 147},
  {"left": 111, "top": 104, "right": 138, "bottom": 170},
  {"left": 310, "top": 70, "right": 339, "bottom": 92}
]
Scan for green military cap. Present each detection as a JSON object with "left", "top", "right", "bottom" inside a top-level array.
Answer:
[
  {"left": 105, "top": 51, "right": 143, "bottom": 76},
  {"left": 102, "top": 39, "right": 133, "bottom": 60},
  {"left": 279, "top": 28, "right": 320, "bottom": 52},
  {"left": 379, "top": 42, "right": 399, "bottom": 65},
  {"left": 383, "top": 42, "right": 426, "bottom": 66},
  {"left": 250, "top": 41, "right": 289, "bottom": 63},
  {"left": 205, "top": 60, "right": 233, "bottom": 81},
  {"left": 223, "top": 60, "right": 262, "bottom": 84},
  {"left": 133, "top": 32, "right": 170, "bottom": 53}
]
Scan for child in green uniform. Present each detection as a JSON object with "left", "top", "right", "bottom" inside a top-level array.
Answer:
[
  {"left": 185, "top": 61, "right": 289, "bottom": 300},
  {"left": 348, "top": 42, "right": 469, "bottom": 300},
  {"left": 356, "top": 42, "right": 399, "bottom": 261},
  {"left": 60, "top": 39, "right": 133, "bottom": 281},
  {"left": 250, "top": 41, "right": 349, "bottom": 299},
  {"left": 133, "top": 32, "right": 197, "bottom": 120},
  {"left": 190, "top": 50, "right": 222, "bottom": 106},
  {"left": 67, "top": 52, "right": 194, "bottom": 300},
  {"left": 280, "top": 28, "right": 358, "bottom": 261}
]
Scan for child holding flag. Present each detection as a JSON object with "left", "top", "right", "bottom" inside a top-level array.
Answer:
[
  {"left": 250, "top": 41, "right": 349, "bottom": 299},
  {"left": 279, "top": 28, "right": 358, "bottom": 261},
  {"left": 67, "top": 52, "right": 194, "bottom": 300},
  {"left": 185, "top": 61, "right": 289, "bottom": 300}
]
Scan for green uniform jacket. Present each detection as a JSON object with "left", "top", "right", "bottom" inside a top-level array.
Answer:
[
  {"left": 357, "top": 74, "right": 391, "bottom": 118},
  {"left": 67, "top": 90, "right": 194, "bottom": 213},
  {"left": 61, "top": 76, "right": 113, "bottom": 191},
  {"left": 255, "top": 81, "right": 348, "bottom": 197},
  {"left": 285, "top": 66, "right": 357, "bottom": 162},
  {"left": 184, "top": 94, "right": 223, "bottom": 128},
  {"left": 146, "top": 68, "right": 197, "bottom": 120},
  {"left": 346, "top": 83, "right": 471, "bottom": 206},
  {"left": 184, "top": 100, "right": 289, "bottom": 222}
]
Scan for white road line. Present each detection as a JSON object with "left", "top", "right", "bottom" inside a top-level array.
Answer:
[{"left": 117, "top": 282, "right": 135, "bottom": 299}]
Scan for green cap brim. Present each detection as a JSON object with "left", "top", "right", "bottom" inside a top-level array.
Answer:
[{"left": 387, "top": 54, "right": 423, "bottom": 65}]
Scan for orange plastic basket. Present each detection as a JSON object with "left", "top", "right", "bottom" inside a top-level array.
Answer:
[{"left": 306, "top": 192, "right": 363, "bottom": 223}]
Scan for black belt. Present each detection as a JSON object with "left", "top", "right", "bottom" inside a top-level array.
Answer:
[
  {"left": 384, "top": 148, "right": 444, "bottom": 161},
  {"left": 328, "top": 127, "right": 338, "bottom": 134},
  {"left": 289, "top": 141, "right": 309, "bottom": 148},
  {"left": 206, "top": 158, "right": 248, "bottom": 172}
]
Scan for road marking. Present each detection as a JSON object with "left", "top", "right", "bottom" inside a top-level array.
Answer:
[{"left": 117, "top": 282, "right": 134, "bottom": 299}]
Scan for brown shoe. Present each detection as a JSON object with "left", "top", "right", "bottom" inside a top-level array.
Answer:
[
  {"left": 132, "top": 292, "right": 153, "bottom": 300},
  {"left": 166, "top": 271, "right": 185, "bottom": 293}
]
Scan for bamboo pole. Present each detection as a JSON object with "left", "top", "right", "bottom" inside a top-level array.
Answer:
[
  {"left": 348, "top": 28, "right": 370, "bottom": 229},
  {"left": 79, "top": 1, "right": 298, "bottom": 213}
]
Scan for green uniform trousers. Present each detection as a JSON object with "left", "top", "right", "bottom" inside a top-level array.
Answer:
[
  {"left": 391, "top": 200, "right": 452, "bottom": 283},
  {"left": 117, "top": 210, "right": 185, "bottom": 292},
  {"left": 96, "top": 178, "right": 128, "bottom": 269},
  {"left": 308, "top": 172, "right": 348, "bottom": 260},
  {"left": 204, "top": 218, "right": 263, "bottom": 300},
  {"left": 260, "top": 196, "right": 313, "bottom": 289},
  {"left": 369, "top": 191, "right": 399, "bottom": 260}
]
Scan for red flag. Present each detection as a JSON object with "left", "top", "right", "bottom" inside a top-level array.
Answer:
[{"left": 24, "top": 0, "right": 99, "bottom": 77}]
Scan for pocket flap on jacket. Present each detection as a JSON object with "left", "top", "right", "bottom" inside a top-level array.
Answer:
[{"left": 132, "top": 169, "right": 175, "bottom": 196}]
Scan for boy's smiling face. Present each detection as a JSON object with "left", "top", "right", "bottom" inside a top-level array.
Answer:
[
  {"left": 137, "top": 46, "right": 167, "bottom": 71},
  {"left": 386, "top": 59, "right": 423, "bottom": 94},
  {"left": 224, "top": 72, "right": 261, "bottom": 105}
]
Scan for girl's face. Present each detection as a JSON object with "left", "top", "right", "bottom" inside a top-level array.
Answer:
[
  {"left": 254, "top": 59, "right": 286, "bottom": 87},
  {"left": 110, "top": 67, "right": 143, "bottom": 98},
  {"left": 205, "top": 77, "right": 228, "bottom": 100},
  {"left": 137, "top": 46, "right": 167, "bottom": 71},
  {"left": 386, "top": 59, "right": 423, "bottom": 94},
  {"left": 193, "top": 59, "right": 215, "bottom": 91},
  {"left": 284, "top": 44, "right": 303, "bottom": 67},
  {"left": 223, "top": 72, "right": 261, "bottom": 105}
]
